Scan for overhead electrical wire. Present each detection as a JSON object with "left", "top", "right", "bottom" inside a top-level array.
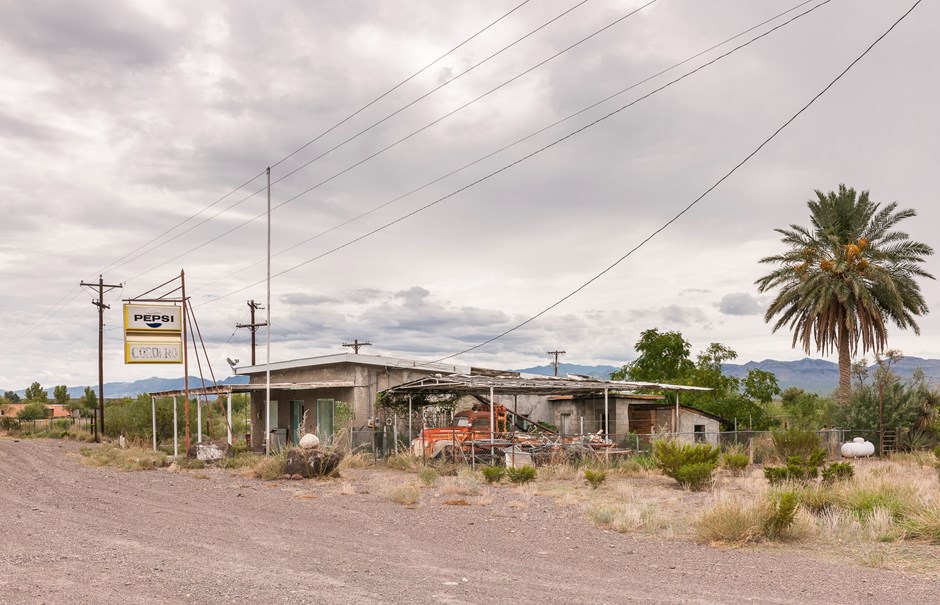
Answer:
[
  {"left": 187, "top": 0, "right": 825, "bottom": 298},
  {"left": 194, "top": 0, "right": 836, "bottom": 308},
  {"left": 16, "top": 2, "right": 539, "bottom": 345},
  {"left": 101, "top": 0, "right": 594, "bottom": 278},
  {"left": 127, "top": 0, "right": 659, "bottom": 283},
  {"left": 428, "top": 0, "right": 924, "bottom": 365}
]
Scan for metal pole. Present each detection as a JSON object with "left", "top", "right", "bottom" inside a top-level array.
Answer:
[
  {"left": 227, "top": 392, "right": 233, "bottom": 446},
  {"left": 197, "top": 399, "right": 202, "bottom": 443},
  {"left": 489, "top": 385, "right": 495, "bottom": 460},
  {"left": 265, "top": 166, "right": 272, "bottom": 455},
  {"left": 182, "top": 270, "right": 190, "bottom": 453},
  {"left": 879, "top": 381, "right": 884, "bottom": 457},
  {"left": 173, "top": 396, "right": 178, "bottom": 457},
  {"left": 151, "top": 396, "right": 157, "bottom": 452},
  {"left": 408, "top": 396, "right": 412, "bottom": 446},
  {"left": 393, "top": 413, "right": 399, "bottom": 455},
  {"left": 675, "top": 392, "right": 680, "bottom": 436},
  {"left": 604, "top": 386, "right": 609, "bottom": 442}
]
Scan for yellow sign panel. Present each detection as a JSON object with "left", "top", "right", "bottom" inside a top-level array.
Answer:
[{"left": 124, "top": 304, "right": 184, "bottom": 364}]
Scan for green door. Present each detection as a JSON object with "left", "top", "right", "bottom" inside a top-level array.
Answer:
[
  {"left": 291, "top": 401, "right": 304, "bottom": 445},
  {"left": 316, "top": 399, "right": 334, "bottom": 444}
]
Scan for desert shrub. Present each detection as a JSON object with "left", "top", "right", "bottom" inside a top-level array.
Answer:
[
  {"left": 821, "top": 462, "right": 855, "bottom": 484},
  {"left": 387, "top": 484, "right": 420, "bottom": 505},
  {"left": 653, "top": 439, "right": 719, "bottom": 477},
  {"left": 898, "top": 429, "right": 936, "bottom": 452},
  {"left": 0, "top": 417, "right": 20, "bottom": 431},
  {"left": 933, "top": 446, "right": 940, "bottom": 463},
  {"left": 764, "top": 450, "right": 826, "bottom": 485},
  {"left": 763, "top": 490, "right": 800, "bottom": 540},
  {"left": 772, "top": 428, "right": 822, "bottom": 459},
  {"left": 674, "top": 462, "right": 716, "bottom": 491},
  {"left": 721, "top": 452, "right": 750, "bottom": 475},
  {"left": 481, "top": 465, "right": 505, "bottom": 484},
  {"left": 653, "top": 439, "right": 719, "bottom": 488},
  {"left": 506, "top": 465, "right": 537, "bottom": 485},
  {"left": 583, "top": 468, "right": 607, "bottom": 489},
  {"left": 339, "top": 451, "right": 374, "bottom": 469},
  {"left": 418, "top": 466, "right": 439, "bottom": 487}
]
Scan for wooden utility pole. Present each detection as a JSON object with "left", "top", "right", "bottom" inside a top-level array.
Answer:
[
  {"left": 80, "top": 275, "right": 122, "bottom": 442},
  {"left": 343, "top": 339, "right": 372, "bottom": 354},
  {"left": 547, "top": 350, "right": 566, "bottom": 376},
  {"left": 235, "top": 300, "right": 267, "bottom": 365}
]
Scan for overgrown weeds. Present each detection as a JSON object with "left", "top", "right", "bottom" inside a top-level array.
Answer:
[
  {"left": 652, "top": 439, "right": 718, "bottom": 491},
  {"left": 251, "top": 450, "right": 288, "bottom": 480},
  {"left": 387, "top": 483, "right": 420, "bottom": 505},
  {"left": 79, "top": 445, "right": 167, "bottom": 471}
]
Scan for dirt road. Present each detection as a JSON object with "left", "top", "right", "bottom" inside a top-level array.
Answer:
[{"left": 1, "top": 439, "right": 937, "bottom": 604}]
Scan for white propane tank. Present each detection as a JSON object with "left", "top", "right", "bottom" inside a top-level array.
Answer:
[{"left": 841, "top": 437, "right": 875, "bottom": 458}]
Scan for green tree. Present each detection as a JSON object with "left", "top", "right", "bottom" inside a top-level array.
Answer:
[
  {"left": 79, "top": 386, "right": 98, "bottom": 417},
  {"left": 17, "top": 401, "right": 50, "bottom": 421},
  {"left": 4, "top": 390, "right": 20, "bottom": 403},
  {"left": 757, "top": 185, "right": 934, "bottom": 405},
  {"left": 780, "top": 387, "right": 825, "bottom": 430},
  {"left": 24, "top": 382, "right": 48, "bottom": 403},
  {"left": 611, "top": 328, "right": 694, "bottom": 382},
  {"left": 833, "top": 352, "right": 928, "bottom": 434},
  {"left": 743, "top": 369, "right": 781, "bottom": 404},
  {"left": 690, "top": 343, "right": 740, "bottom": 397},
  {"left": 53, "top": 385, "right": 70, "bottom": 406}
]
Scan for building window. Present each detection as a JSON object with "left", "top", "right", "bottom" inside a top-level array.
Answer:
[{"left": 694, "top": 424, "right": 706, "bottom": 442}]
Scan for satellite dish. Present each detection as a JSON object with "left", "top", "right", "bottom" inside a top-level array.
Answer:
[{"left": 226, "top": 357, "right": 240, "bottom": 369}]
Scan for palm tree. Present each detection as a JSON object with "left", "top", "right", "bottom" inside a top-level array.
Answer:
[{"left": 756, "top": 184, "right": 934, "bottom": 405}]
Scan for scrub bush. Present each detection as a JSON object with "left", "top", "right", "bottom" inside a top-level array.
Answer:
[
  {"left": 652, "top": 438, "right": 719, "bottom": 489},
  {"left": 583, "top": 468, "right": 607, "bottom": 489},
  {"left": 506, "top": 465, "right": 537, "bottom": 485},
  {"left": 481, "top": 465, "right": 505, "bottom": 484}
]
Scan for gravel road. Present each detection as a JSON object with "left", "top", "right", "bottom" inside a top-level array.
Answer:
[{"left": 1, "top": 438, "right": 937, "bottom": 605}]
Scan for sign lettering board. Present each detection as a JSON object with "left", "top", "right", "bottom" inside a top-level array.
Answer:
[{"left": 124, "top": 304, "right": 183, "bottom": 364}]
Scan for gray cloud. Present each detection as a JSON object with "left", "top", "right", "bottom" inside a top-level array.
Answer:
[{"left": 718, "top": 292, "right": 763, "bottom": 316}]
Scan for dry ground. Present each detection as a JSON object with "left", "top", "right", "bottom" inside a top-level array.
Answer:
[{"left": 1, "top": 438, "right": 938, "bottom": 605}]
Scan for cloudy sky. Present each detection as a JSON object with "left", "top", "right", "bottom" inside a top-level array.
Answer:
[{"left": 1, "top": 0, "right": 938, "bottom": 391}]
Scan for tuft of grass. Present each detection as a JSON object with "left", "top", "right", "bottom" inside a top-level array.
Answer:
[
  {"left": 387, "top": 483, "right": 420, "bottom": 505},
  {"left": 418, "top": 466, "right": 439, "bottom": 487},
  {"left": 385, "top": 453, "right": 422, "bottom": 472},
  {"left": 339, "top": 451, "right": 373, "bottom": 469},
  {"left": 675, "top": 462, "right": 716, "bottom": 491},
  {"left": 901, "top": 502, "right": 940, "bottom": 543},
  {"left": 586, "top": 503, "right": 660, "bottom": 534},
  {"left": 506, "top": 465, "right": 537, "bottom": 485},
  {"left": 583, "top": 468, "right": 607, "bottom": 489},
  {"left": 251, "top": 450, "right": 288, "bottom": 481},
  {"left": 79, "top": 446, "right": 167, "bottom": 471},
  {"left": 696, "top": 491, "right": 809, "bottom": 544},
  {"left": 216, "top": 452, "right": 263, "bottom": 470}
]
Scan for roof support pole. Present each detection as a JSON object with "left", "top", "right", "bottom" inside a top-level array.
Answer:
[
  {"left": 227, "top": 392, "right": 233, "bottom": 446},
  {"left": 172, "top": 396, "right": 178, "bottom": 457},
  {"left": 675, "top": 392, "right": 680, "bottom": 436},
  {"left": 489, "top": 385, "right": 495, "bottom": 460},
  {"left": 197, "top": 398, "right": 202, "bottom": 444},
  {"left": 408, "top": 395, "right": 412, "bottom": 448},
  {"left": 151, "top": 395, "right": 157, "bottom": 452},
  {"left": 604, "top": 386, "right": 609, "bottom": 442}
]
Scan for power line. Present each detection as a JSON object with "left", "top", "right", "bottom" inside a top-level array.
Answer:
[
  {"left": 98, "top": 1, "right": 589, "bottom": 278},
  {"left": 429, "top": 0, "right": 924, "bottom": 365},
  {"left": 127, "top": 0, "right": 657, "bottom": 284},
  {"left": 187, "top": 0, "right": 826, "bottom": 299},
  {"left": 24, "top": 2, "right": 540, "bottom": 344},
  {"left": 195, "top": 0, "right": 834, "bottom": 307}
]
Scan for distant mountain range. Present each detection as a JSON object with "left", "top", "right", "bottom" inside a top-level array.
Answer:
[
  {"left": 6, "top": 356, "right": 940, "bottom": 400},
  {"left": 516, "top": 357, "right": 940, "bottom": 394},
  {"left": 7, "top": 375, "right": 249, "bottom": 400}
]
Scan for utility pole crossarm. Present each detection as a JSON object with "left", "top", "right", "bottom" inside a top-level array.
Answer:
[
  {"left": 235, "top": 300, "right": 268, "bottom": 366},
  {"left": 547, "top": 350, "right": 566, "bottom": 377},
  {"left": 343, "top": 339, "right": 372, "bottom": 354}
]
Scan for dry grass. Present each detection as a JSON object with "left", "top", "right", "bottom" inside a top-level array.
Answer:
[
  {"left": 79, "top": 446, "right": 167, "bottom": 471},
  {"left": 250, "top": 451, "right": 288, "bottom": 481},
  {"left": 339, "top": 451, "right": 374, "bottom": 469},
  {"left": 387, "top": 483, "right": 420, "bottom": 506}
]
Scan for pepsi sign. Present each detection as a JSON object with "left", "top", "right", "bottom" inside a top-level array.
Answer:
[{"left": 124, "top": 304, "right": 182, "bottom": 332}]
